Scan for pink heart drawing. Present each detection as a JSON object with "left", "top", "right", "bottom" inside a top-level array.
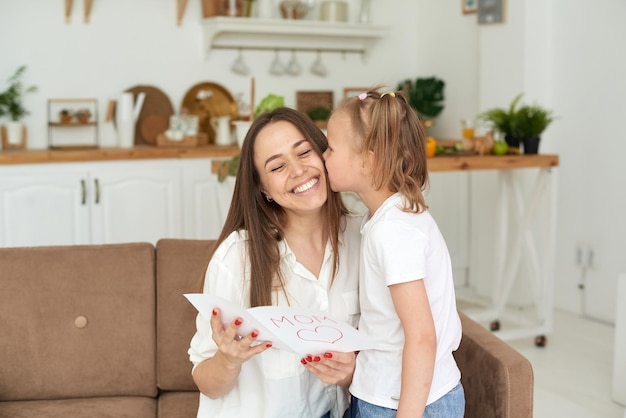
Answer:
[{"left": 296, "top": 326, "right": 343, "bottom": 344}]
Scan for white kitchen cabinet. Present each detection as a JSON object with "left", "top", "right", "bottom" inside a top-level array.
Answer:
[
  {"left": 181, "top": 158, "right": 234, "bottom": 240},
  {"left": 0, "top": 160, "right": 183, "bottom": 247},
  {"left": 0, "top": 167, "right": 90, "bottom": 247},
  {"left": 88, "top": 160, "right": 182, "bottom": 244}
]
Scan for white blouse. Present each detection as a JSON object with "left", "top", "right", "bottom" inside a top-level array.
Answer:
[{"left": 189, "top": 215, "right": 362, "bottom": 418}]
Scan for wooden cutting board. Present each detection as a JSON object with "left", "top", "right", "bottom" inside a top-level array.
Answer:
[{"left": 124, "top": 85, "right": 175, "bottom": 146}]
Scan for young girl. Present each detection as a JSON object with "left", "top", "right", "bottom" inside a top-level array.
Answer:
[{"left": 323, "top": 88, "right": 465, "bottom": 417}]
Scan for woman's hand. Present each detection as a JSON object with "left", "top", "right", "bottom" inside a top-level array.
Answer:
[
  {"left": 300, "top": 351, "right": 356, "bottom": 387},
  {"left": 193, "top": 307, "right": 273, "bottom": 399},
  {"left": 211, "top": 308, "right": 272, "bottom": 368}
]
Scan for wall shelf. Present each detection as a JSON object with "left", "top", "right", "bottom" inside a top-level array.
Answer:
[{"left": 203, "top": 17, "right": 386, "bottom": 58}]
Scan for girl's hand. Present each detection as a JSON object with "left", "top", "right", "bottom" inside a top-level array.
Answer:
[
  {"left": 210, "top": 308, "right": 272, "bottom": 367},
  {"left": 300, "top": 351, "right": 356, "bottom": 387}
]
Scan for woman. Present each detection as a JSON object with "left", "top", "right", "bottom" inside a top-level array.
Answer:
[{"left": 189, "top": 107, "right": 361, "bottom": 418}]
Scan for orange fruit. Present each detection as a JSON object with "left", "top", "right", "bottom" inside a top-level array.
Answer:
[{"left": 426, "top": 136, "right": 437, "bottom": 158}]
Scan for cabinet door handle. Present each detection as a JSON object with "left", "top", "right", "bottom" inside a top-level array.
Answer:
[
  {"left": 81, "top": 179, "right": 87, "bottom": 205},
  {"left": 94, "top": 178, "right": 100, "bottom": 204}
]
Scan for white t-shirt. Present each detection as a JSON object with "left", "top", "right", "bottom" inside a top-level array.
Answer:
[
  {"left": 189, "top": 215, "right": 362, "bottom": 418},
  {"left": 349, "top": 193, "right": 462, "bottom": 409}
]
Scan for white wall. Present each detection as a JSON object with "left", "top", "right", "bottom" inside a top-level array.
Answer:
[{"left": 469, "top": 0, "right": 626, "bottom": 323}]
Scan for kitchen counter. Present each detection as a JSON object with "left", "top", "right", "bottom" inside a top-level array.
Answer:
[
  {"left": 0, "top": 146, "right": 559, "bottom": 172},
  {"left": 0, "top": 145, "right": 240, "bottom": 165}
]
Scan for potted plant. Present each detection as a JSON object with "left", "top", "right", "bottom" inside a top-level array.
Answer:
[
  {"left": 0, "top": 66, "right": 37, "bottom": 147},
  {"left": 479, "top": 93, "right": 554, "bottom": 154},
  {"left": 397, "top": 76, "right": 445, "bottom": 128},
  {"left": 306, "top": 106, "right": 331, "bottom": 129},
  {"left": 513, "top": 103, "right": 554, "bottom": 154}
]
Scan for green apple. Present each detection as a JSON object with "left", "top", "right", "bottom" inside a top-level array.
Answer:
[{"left": 492, "top": 141, "right": 509, "bottom": 156}]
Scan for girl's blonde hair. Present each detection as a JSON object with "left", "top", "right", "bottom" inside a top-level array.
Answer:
[{"left": 334, "top": 86, "right": 429, "bottom": 213}]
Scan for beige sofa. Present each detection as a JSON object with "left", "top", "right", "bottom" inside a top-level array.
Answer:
[{"left": 0, "top": 239, "right": 533, "bottom": 418}]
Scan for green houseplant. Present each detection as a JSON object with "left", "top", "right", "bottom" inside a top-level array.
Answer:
[
  {"left": 397, "top": 77, "right": 445, "bottom": 127},
  {"left": 479, "top": 93, "right": 554, "bottom": 154},
  {"left": 0, "top": 65, "right": 37, "bottom": 147}
]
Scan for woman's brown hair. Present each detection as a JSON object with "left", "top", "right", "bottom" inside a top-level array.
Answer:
[
  {"left": 334, "top": 87, "right": 429, "bottom": 213},
  {"left": 201, "top": 107, "right": 348, "bottom": 307}
]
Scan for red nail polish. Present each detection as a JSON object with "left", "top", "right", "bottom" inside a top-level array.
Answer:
[
  {"left": 300, "top": 358, "right": 307, "bottom": 364},
  {"left": 306, "top": 355, "right": 313, "bottom": 362},
  {"left": 265, "top": 342, "right": 272, "bottom": 348},
  {"left": 313, "top": 356, "right": 321, "bottom": 362},
  {"left": 251, "top": 331, "right": 259, "bottom": 338},
  {"left": 324, "top": 352, "right": 333, "bottom": 359},
  {"left": 212, "top": 309, "right": 218, "bottom": 316},
  {"left": 234, "top": 318, "right": 242, "bottom": 326}
]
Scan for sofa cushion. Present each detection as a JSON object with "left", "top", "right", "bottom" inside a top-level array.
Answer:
[
  {"left": 157, "top": 391, "right": 200, "bottom": 418},
  {"left": 0, "top": 243, "right": 157, "bottom": 401},
  {"left": 455, "top": 312, "right": 534, "bottom": 418},
  {"left": 0, "top": 396, "right": 156, "bottom": 418},
  {"left": 156, "top": 239, "right": 213, "bottom": 391}
]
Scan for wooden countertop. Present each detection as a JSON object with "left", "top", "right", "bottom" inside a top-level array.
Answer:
[
  {"left": 0, "top": 146, "right": 559, "bottom": 173},
  {"left": 427, "top": 153, "right": 559, "bottom": 172},
  {"left": 0, "top": 145, "right": 241, "bottom": 165}
]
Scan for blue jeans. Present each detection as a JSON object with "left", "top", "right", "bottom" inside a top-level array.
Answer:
[{"left": 351, "top": 382, "right": 465, "bottom": 418}]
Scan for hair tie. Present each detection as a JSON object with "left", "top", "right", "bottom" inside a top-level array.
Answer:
[
  {"left": 380, "top": 92, "right": 396, "bottom": 98},
  {"left": 358, "top": 93, "right": 367, "bottom": 101}
]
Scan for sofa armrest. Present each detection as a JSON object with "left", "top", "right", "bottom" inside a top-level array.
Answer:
[{"left": 454, "top": 311, "right": 534, "bottom": 418}]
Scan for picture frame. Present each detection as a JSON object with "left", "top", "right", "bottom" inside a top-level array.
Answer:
[
  {"left": 478, "top": 0, "right": 505, "bottom": 24},
  {"left": 343, "top": 87, "right": 370, "bottom": 99},
  {"left": 462, "top": 0, "right": 477, "bottom": 14}
]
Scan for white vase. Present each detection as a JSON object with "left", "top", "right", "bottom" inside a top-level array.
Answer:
[
  {"left": 6, "top": 121, "right": 23, "bottom": 145},
  {"left": 257, "top": 0, "right": 274, "bottom": 18}
]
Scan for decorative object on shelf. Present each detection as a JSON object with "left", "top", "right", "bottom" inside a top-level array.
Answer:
[
  {"left": 397, "top": 76, "right": 445, "bottom": 128},
  {"left": 310, "top": 51, "right": 327, "bottom": 77},
  {"left": 280, "top": 0, "right": 309, "bottom": 19},
  {"left": 75, "top": 108, "right": 92, "bottom": 123},
  {"left": 59, "top": 109, "right": 74, "bottom": 123},
  {"left": 0, "top": 65, "right": 37, "bottom": 150},
  {"left": 478, "top": 0, "right": 505, "bottom": 24},
  {"left": 116, "top": 92, "right": 146, "bottom": 148},
  {"left": 231, "top": 49, "right": 250, "bottom": 76},
  {"left": 359, "top": 0, "right": 371, "bottom": 23},
  {"left": 181, "top": 81, "right": 238, "bottom": 145},
  {"left": 269, "top": 49, "right": 285, "bottom": 76},
  {"left": 479, "top": 93, "right": 554, "bottom": 154},
  {"left": 211, "top": 115, "right": 234, "bottom": 145},
  {"left": 320, "top": 0, "right": 348, "bottom": 22},
  {"left": 285, "top": 50, "right": 301, "bottom": 76},
  {"left": 48, "top": 98, "right": 99, "bottom": 150},
  {"left": 64, "top": 0, "right": 94, "bottom": 24},
  {"left": 462, "top": 0, "right": 477, "bottom": 14},
  {"left": 177, "top": 0, "right": 189, "bottom": 25},
  {"left": 113, "top": 85, "right": 175, "bottom": 146}
]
